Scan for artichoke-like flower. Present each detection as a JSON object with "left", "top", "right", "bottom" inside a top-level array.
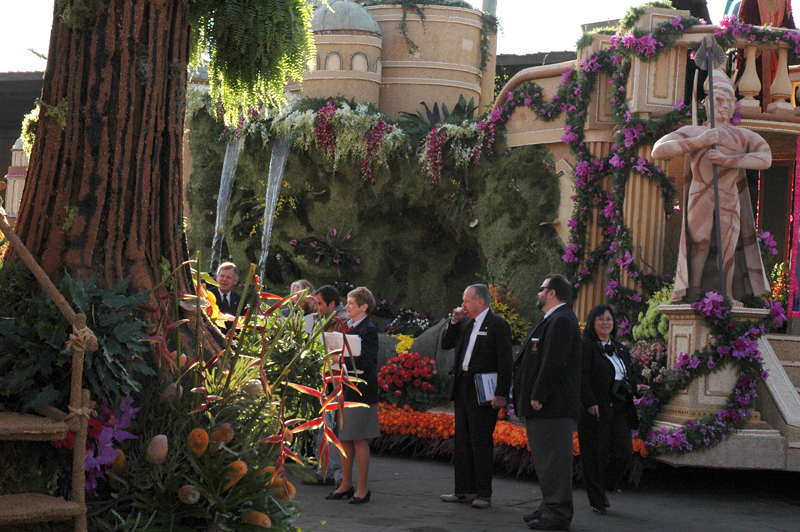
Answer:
[
  {"left": 187, "top": 428, "right": 210, "bottom": 458},
  {"left": 146, "top": 434, "right": 168, "bottom": 464},
  {"left": 242, "top": 510, "right": 272, "bottom": 528},
  {"left": 223, "top": 460, "right": 248, "bottom": 491},
  {"left": 178, "top": 484, "right": 201, "bottom": 505},
  {"left": 210, "top": 423, "right": 234, "bottom": 452}
]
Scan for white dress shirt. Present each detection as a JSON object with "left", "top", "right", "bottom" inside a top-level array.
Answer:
[{"left": 461, "top": 307, "right": 489, "bottom": 372}]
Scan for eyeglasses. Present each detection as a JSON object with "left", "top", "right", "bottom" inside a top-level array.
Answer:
[
  {"left": 595, "top": 316, "right": 614, "bottom": 323},
  {"left": 538, "top": 286, "right": 550, "bottom": 292}
]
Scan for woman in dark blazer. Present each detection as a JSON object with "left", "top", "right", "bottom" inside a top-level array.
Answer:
[
  {"left": 578, "top": 304, "right": 648, "bottom": 515},
  {"left": 325, "top": 286, "right": 379, "bottom": 505}
]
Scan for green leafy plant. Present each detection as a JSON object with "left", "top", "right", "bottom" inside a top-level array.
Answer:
[
  {"left": 483, "top": 261, "right": 531, "bottom": 344},
  {"left": 619, "top": 1, "right": 675, "bottom": 32},
  {"left": 293, "top": 227, "right": 362, "bottom": 274},
  {"left": 89, "top": 260, "right": 333, "bottom": 531},
  {"left": 0, "top": 261, "right": 153, "bottom": 411},
  {"left": 189, "top": 0, "right": 316, "bottom": 124},
  {"left": 20, "top": 105, "right": 39, "bottom": 157}
]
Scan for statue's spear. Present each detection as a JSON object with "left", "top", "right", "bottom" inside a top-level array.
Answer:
[{"left": 695, "top": 36, "right": 728, "bottom": 298}]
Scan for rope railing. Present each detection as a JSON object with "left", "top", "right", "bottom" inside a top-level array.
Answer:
[{"left": 1, "top": 206, "right": 94, "bottom": 530}]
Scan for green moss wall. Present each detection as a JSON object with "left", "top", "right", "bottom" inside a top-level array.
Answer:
[{"left": 187, "top": 109, "right": 564, "bottom": 321}]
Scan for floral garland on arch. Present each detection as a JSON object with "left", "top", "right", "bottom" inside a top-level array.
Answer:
[
  {"left": 488, "top": 11, "right": 708, "bottom": 320},
  {"left": 635, "top": 291, "right": 787, "bottom": 454}
]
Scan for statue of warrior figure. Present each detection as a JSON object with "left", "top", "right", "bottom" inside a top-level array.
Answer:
[{"left": 651, "top": 71, "right": 772, "bottom": 304}]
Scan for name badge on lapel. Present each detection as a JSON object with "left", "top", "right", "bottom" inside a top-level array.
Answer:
[
  {"left": 532, "top": 338, "right": 539, "bottom": 349},
  {"left": 477, "top": 331, "right": 487, "bottom": 336}
]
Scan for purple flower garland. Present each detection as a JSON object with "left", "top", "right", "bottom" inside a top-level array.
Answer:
[
  {"left": 636, "top": 291, "right": 787, "bottom": 454},
  {"left": 489, "top": 13, "right": 705, "bottom": 321}
]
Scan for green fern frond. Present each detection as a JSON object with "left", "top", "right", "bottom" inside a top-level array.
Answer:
[{"left": 190, "top": 0, "right": 315, "bottom": 124}]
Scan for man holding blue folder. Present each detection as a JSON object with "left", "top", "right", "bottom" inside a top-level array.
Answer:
[{"left": 439, "top": 284, "right": 513, "bottom": 509}]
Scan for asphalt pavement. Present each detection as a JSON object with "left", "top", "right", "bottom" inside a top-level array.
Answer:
[{"left": 289, "top": 453, "right": 800, "bottom": 532}]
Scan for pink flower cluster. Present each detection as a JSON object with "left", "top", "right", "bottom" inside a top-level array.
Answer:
[
  {"left": 757, "top": 231, "right": 778, "bottom": 257},
  {"left": 610, "top": 30, "right": 663, "bottom": 59},
  {"left": 690, "top": 291, "right": 726, "bottom": 318},
  {"left": 424, "top": 127, "right": 446, "bottom": 184},
  {"left": 314, "top": 100, "right": 337, "bottom": 158},
  {"left": 363, "top": 118, "right": 392, "bottom": 181}
]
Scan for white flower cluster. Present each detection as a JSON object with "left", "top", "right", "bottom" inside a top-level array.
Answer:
[{"left": 420, "top": 120, "right": 491, "bottom": 175}]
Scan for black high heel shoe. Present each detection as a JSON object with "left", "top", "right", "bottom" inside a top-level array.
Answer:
[
  {"left": 349, "top": 490, "right": 371, "bottom": 504},
  {"left": 325, "top": 486, "right": 354, "bottom": 500}
]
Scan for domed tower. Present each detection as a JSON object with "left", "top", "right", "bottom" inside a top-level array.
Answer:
[{"left": 299, "top": 0, "right": 383, "bottom": 105}]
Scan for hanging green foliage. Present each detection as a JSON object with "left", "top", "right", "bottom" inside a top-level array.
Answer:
[{"left": 189, "top": 0, "right": 316, "bottom": 124}]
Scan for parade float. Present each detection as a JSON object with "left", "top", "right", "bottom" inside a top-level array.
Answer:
[{"left": 2, "top": 1, "right": 800, "bottom": 531}]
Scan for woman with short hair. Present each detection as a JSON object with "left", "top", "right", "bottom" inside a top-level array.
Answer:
[{"left": 325, "top": 286, "right": 380, "bottom": 504}]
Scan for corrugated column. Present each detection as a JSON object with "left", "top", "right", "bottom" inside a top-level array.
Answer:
[
  {"left": 620, "top": 144, "right": 666, "bottom": 291},
  {"left": 574, "top": 141, "right": 612, "bottom": 322}
]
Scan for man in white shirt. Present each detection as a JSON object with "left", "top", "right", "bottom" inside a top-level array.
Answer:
[{"left": 439, "top": 284, "right": 513, "bottom": 509}]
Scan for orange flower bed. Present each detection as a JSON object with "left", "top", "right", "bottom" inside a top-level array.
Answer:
[
  {"left": 378, "top": 403, "right": 455, "bottom": 440},
  {"left": 378, "top": 402, "right": 648, "bottom": 458}
]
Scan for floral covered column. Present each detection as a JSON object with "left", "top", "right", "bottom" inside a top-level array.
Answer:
[
  {"left": 619, "top": 144, "right": 668, "bottom": 292},
  {"left": 573, "top": 140, "right": 613, "bottom": 321},
  {"left": 655, "top": 303, "right": 770, "bottom": 425}
]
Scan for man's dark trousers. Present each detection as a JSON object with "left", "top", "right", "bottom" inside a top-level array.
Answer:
[
  {"left": 525, "top": 417, "right": 574, "bottom": 525},
  {"left": 453, "top": 372, "right": 498, "bottom": 499}
]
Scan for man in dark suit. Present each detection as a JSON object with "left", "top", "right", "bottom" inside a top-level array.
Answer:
[
  {"left": 209, "top": 262, "right": 241, "bottom": 331},
  {"left": 513, "top": 274, "right": 582, "bottom": 531},
  {"left": 439, "top": 284, "right": 512, "bottom": 509}
]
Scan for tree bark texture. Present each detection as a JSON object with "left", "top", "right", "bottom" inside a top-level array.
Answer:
[{"left": 12, "top": 0, "right": 192, "bottom": 294}]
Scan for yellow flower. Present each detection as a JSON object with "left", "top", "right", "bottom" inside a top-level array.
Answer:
[{"left": 394, "top": 334, "right": 414, "bottom": 354}]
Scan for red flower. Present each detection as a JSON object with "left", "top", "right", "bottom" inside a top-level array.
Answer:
[{"left": 87, "top": 417, "right": 104, "bottom": 438}]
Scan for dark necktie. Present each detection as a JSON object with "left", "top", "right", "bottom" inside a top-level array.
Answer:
[{"left": 461, "top": 319, "right": 475, "bottom": 358}]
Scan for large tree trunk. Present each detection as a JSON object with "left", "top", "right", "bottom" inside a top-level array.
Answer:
[{"left": 13, "top": 0, "right": 191, "bottom": 294}]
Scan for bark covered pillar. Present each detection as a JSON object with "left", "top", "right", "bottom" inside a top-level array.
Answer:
[{"left": 11, "top": 0, "right": 193, "bottom": 295}]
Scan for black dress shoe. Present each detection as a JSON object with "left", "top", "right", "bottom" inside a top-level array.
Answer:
[
  {"left": 349, "top": 490, "right": 371, "bottom": 504},
  {"left": 523, "top": 511, "right": 541, "bottom": 522},
  {"left": 325, "top": 486, "right": 354, "bottom": 500},
  {"left": 528, "top": 517, "right": 569, "bottom": 531},
  {"left": 592, "top": 506, "right": 608, "bottom": 515}
]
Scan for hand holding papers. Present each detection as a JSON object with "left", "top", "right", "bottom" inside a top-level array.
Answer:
[{"left": 324, "top": 331, "right": 362, "bottom": 374}]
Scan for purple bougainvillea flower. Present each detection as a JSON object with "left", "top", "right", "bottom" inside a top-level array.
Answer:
[
  {"left": 330, "top": 228, "right": 337, "bottom": 237},
  {"left": 310, "top": 241, "right": 317, "bottom": 247},
  {"left": 289, "top": 239, "right": 297, "bottom": 246}
]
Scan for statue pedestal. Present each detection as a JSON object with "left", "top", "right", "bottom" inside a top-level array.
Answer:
[{"left": 656, "top": 304, "right": 770, "bottom": 424}]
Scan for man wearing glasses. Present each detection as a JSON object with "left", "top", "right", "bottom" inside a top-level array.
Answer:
[{"left": 513, "top": 274, "right": 582, "bottom": 531}]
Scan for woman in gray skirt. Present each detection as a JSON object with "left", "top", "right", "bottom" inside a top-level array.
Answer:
[{"left": 325, "top": 286, "right": 380, "bottom": 504}]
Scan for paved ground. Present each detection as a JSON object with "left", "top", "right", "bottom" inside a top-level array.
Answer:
[{"left": 289, "top": 454, "right": 800, "bottom": 532}]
